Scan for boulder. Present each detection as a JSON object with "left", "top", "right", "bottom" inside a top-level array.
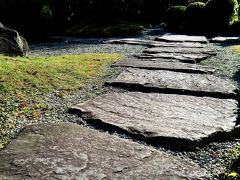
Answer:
[
  {"left": 0, "top": 23, "right": 29, "bottom": 56},
  {"left": 0, "top": 123, "right": 209, "bottom": 179}
]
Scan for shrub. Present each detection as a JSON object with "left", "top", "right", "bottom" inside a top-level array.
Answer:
[
  {"left": 165, "top": 5, "right": 187, "bottom": 31},
  {"left": 3, "top": 0, "right": 53, "bottom": 40},
  {"left": 184, "top": 2, "right": 206, "bottom": 32},
  {"left": 206, "top": 0, "right": 239, "bottom": 32}
]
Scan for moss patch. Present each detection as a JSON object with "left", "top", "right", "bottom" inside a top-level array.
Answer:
[
  {"left": 65, "top": 21, "right": 147, "bottom": 37},
  {"left": 0, "top": 53, "right": 122, "bottom": 149}
]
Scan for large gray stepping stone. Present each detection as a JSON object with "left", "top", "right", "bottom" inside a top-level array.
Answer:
[
  {"left": 0, "top": 123, "right": 209, "bottom": 179},
  {"left": 149, "top": 41, "right": 206, "bottom": 48},
  {"left": 71, "top": 92, "right": 237, "bottom": 149},
  {"left": 112, "top": 58, "right": 215, "bottom": 74},
  {"left": 104, "top": 38, "right": 206, "bottom": 48},
  {"left": 210, "top": 36, "right": 240, "bottom": 43},
  {"left": 107, "top": 68, "right": 236, "bottom": 98},
  {"left": 155, "top": 34, "right": 208, "bottom": 43},
  {"left": 137, "top": 53, "right": 209, "bottom": 63},
  {"left": 104, "top": 38, "right": 153, "bottom": 46},
  {"left": 143, "top": 47, "right": 217, "bottom": 55}
]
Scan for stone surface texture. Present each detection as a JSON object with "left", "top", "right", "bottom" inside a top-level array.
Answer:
[
  {"left": 149, "top": 41, "right": 206, "bottom": 48},
  {"left": 108, "top": 68, "right": 236, "bottom": 96},
  {"left": 72, "top": 92, "right": 237, "bottom": 148},
  {"left": 137, "top": 53, "right": 209, "bottom": 63},
  {"left": 210, "top": 36, "right": 240, "bottom": 43},
  {"left": 0, "top": 123, "right": 209, "bottom": 179},
  {"left": 0, "top": 23, "right": 29, "bottom": 56},
  {"left": 143, "top": 47, "right": 217, "bottom": 55},
  {"left": 112, "top": 58, "right": 215, "bottom": 73},
  {"left": 104, "top": 38, "right": 206, "bottom": 48},
  {"left": 104, "top": 38, "right": 153, "bottom": 46},
  {"left": 155, "top": 34, "right": 208, "bottom": 43}
]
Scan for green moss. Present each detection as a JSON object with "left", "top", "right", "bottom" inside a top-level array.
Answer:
[
  {"left": 223, "top": 143, "right": 240, "bottom": 178},
  {"left": 184, "top": 2, "right": 206, "bottom": 31},
  {"left": 65, "top": 22, "right": 147, "bottom": 37},
  {"left": 206, "top": 0, "right": 239, "bottom": 30},
  {"left": 165, "top": 5, "right": 187, "bottom": 31}
]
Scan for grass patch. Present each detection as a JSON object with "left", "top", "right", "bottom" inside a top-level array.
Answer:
[
  {"left": 0, "top": 53, "right": 122, "bottom": 149},
  {"left": 219, "top": 143, "right": 240, "bottom": 179},
  {"left": 230, "top": 45, "right": 240, "bottom": 53}
]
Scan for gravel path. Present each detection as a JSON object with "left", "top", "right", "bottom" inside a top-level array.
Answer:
[{"left": 10, "top": 30, "right": 240, "bottom": 178}]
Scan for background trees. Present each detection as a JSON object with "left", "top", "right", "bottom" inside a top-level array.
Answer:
[{"left": 0, "top": 0, "right": 239, "bottom": 39}]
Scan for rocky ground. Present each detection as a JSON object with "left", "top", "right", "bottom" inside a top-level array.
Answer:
[{"left": 1, "top": 30, "right": 240, "bottom": 179}]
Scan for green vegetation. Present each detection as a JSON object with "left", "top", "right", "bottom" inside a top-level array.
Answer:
[
  {"left": 0, "top": 53, "right": 122, "bottom": 149},
  {"left": 184, "top": 2, "right": 206, "bottom": 32},
  {"left": 220, "top": 143, "right": 240, "bottom": 179},
  {"left": 165, "top": 6, "right": 187, "bottom": 31},
  {"left": 230, "top": 45, "right": 240, "bottom": 53},
  {"left": 163, "top": 0, "right": 240, "bottom": 34},
  {"left": 1, "top": 0, "right": 240, "bottom": 38},
  {"left": 217, "top": 46, "right": 240, "bottom": 179},
  {"left": 206, "top": 0, "right": 239, "bottom": 31},
  {"left": 66, "top": 21, "right": 147, "bottom": 37}
]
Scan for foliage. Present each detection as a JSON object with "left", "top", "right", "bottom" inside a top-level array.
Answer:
[
  {"left": 219, "top": 143, "right": 240, "bottom": 179},
  {"left": 164, "top": 6, "right": 187, "bottom": 31},
  {"left": 0, "top": 53, "right": 122, "bottom": 149},
  {"left": 1, "top": 0, "right": 240, "bottom": 37},
  {"left": 184, "top": 2, "right": 206, "bottom": 32},
  {"left": 206, "top": 0, "right": 239, "bottom": 32},
  {"left": 65, "top": 21, "right": 147, "bottom": 37}
]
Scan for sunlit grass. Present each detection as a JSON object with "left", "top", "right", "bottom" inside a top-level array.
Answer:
[
  {"left": 0, "top": 53, "right": 122, "bottom": 93},
  {"left": 0, "top": 53, "right": 122, "bottom": 149},
  {"left": 230, "top": 45, "right": 240, "bottom": 53}
]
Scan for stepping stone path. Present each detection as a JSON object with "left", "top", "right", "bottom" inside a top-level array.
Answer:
[
  {"left": 143, "top": 47, "right": 217, "bottom": 55},
  {"left": 210, "top": 36, "right": 240, "bottom": 43},
  {"left": 107, "top": 68, "right": 236, "bottom": 98},
  {"left": 0, "top": 123, "right": 209, "bottom": 179},
  {"left": 0, "top": 34, "right": 238, "bottom": 179},
  {"left": 72, "top": 34, "right": 238, "bottom": 149},
  {"left": 137, "top": 52, "right": 210, "bottom": 63},
  {"left": 112, "top": 58, "right": 215, "bottom": 74},
  {"left": 105, "top": 38, "right": 206, "bottom": 48},
  {"left": 154, "top": 34, "right": 208, "bottom": 43},
  {"left": 71, "top": 92, "right": 237, "bottom": 149}
]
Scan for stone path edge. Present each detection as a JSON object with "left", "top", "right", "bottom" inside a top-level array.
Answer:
[
  {"left": 69, "top": 106, "right": 240, "bottom": 151},
  {"left": 104, "top": 82, "right": 237, "bottom": 99}
]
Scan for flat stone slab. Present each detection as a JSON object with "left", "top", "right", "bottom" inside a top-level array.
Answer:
[
  {"left": 104, "top": 38, "right": 206, "bottom": 48},
  {"left": 104, "top": 38, "right": 153, "bottom": 46},
  {"left": 0, "top": 123, "right": 209, "bottom": 179},
  {"left": 107, "top": 68, "right": 236, "bottom": 98},
  {"left": 137, "top": 53, "right": 209, "bottom": 63},
  {"left": 155, "top": 34, "right": 208, "bottom": 44},
  {"left": 210, "top": 36, "right": 240, "bottom": 43},
  {"left": 143, "top": 47, "right": 217, "bottom": 55},
  {"left": 71, "top": 92, "right": 237, "bottom": 149},
  {"left": 112, "top": 58, "right": 215, "bottom": 74},
  {"left": 149, "top": 41, "right": 206, "bottom": 48}
]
